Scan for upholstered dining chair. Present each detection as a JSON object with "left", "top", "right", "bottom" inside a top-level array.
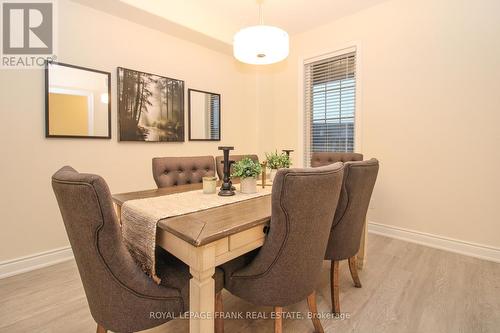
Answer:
[
  {"left": 52, "top": 166, "right": 224, "bottom": 333},
  {"left": 310, "top": 152, "right": 363, "bottom": 167},
  {"left": 152, "top": 155, "right": 216, "bottom": 188},
  {"left": 220, "top": 163, "right": 345, "bottom": 333},
  {"left": 324, "top": 159, "right": 379, "bottom": 314},
  {"left": 215, "top": 154, "right": 259, "bottom": 180}
]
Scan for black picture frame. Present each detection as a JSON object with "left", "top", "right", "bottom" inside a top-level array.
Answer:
[
  {"left": 45, "top": 60, "right": 112, "bottom": 139},
  {"left": 188, "top": 88, "right": 221, "bottom": 142},
  {"left": 117, "top": 67, "right": 185, "bottom": 142}
]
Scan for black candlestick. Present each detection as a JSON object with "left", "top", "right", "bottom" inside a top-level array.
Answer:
[
  {"left": 282, "top": 149, "right": 294, "bottom": 157},
  {"left": 218, "top": 146, "right": 235, "bottom": 196}
]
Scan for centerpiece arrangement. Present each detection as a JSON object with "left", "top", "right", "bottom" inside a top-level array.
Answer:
[
  {"left": 265, "top": 150, "right": 291, "bottom": 181},
  {"left": 231, "top": 157, "right": 262, "bottom": 194}
]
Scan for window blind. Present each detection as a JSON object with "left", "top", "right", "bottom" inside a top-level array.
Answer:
[
  {"left": 209, "top": 95, "right": 220, "bottom": 140},
  {"left": 304, "top": 51, "right": 356, "bottom": 166}
]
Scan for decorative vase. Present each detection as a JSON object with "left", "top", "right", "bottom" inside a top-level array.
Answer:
[
  {"left": 240, "top": 177, "right": 257, "bottom": 194},
  {"left": 269, "top": 168, "right": 278, "bottom": 182}
]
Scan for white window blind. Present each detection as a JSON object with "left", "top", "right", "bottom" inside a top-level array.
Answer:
[{"left": 304, "top": 51, "right": 356, "bottom": 165}]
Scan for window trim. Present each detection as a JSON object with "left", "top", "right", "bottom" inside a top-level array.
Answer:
[{"left": 297, "top": 43, "right": 363, "bottom": 167}]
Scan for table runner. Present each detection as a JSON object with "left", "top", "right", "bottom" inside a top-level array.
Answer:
[{"left": 121, "top": 185, "right": 272, "bottom": 283}]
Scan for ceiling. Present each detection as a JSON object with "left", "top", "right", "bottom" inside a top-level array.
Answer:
[{"left": 117, "top": 0, "right": 388, "bottom": 44}]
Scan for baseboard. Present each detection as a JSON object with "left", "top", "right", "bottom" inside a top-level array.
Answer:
[
  {"left": 2, "top": 223, "right": 498, "bottom": 279},
  {"left": 0, "top": 246, "right": 74, "bottom": 279},
  {"left": 368, "top": 221, "right": 500, "bottom": 263}
]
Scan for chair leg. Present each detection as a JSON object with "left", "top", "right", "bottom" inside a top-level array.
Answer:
[
  {"left": 330, "top": 260, "right": 340, "bottom": 314},
  {"left": 96, "top": 324, "right": 107, "bottom": 333},
  {"left": 307, "top": 291, "right": 324, "bottom": 333},
  {"left": 348, "top": 256, "right": 362, "bottom": 288},
  {"left": 215, "top": 291, "right": 224, "bottom": 333},
  {"left": 274, "top": 306, "right": 283, "bottom": 333}
]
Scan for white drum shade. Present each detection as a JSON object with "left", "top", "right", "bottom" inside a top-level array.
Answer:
[{"left": 233, "top": 25, "right": 289, "bottom": 65}]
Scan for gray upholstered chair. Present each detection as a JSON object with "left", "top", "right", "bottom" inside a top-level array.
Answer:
[
  {"left": 310, "top": 152, "right": 363, "bottom": 167},
  {"left": 220, "top": 163, "right": 345, "bottom": 333},
  {"left": 152, "top": 155, "right": 215, "bottom": 188},
  {"left": 215, "top": 154, "right": 259, "bottom": 180},
  {"left": 51, "top": 166, "right": 223, "bottom": 333},
  {"left": 324, "top": 159, "right": 379, "bottom": 314}
]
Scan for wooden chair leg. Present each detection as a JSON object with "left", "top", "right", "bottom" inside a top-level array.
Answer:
[
  {"left": 274, "top": 306, "right": 283, "bottom": 333},
  {"left": 348, "top": 256, "right": 362, "bottom": 288},
  {"left": 96, "top": 324, "right": 107, "bottom": 333},
  {"left": 307, "top": 291, "right": 324, "bottom": 333},
  {"left": 330, "top": 260, "right": 340, "bottom": 314},
  {"left": 215, "top": 291, "right": 224, "bottom": 333}
]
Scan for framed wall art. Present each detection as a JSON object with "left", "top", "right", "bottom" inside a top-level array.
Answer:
[{"left": 118, "top": 67, "right": 184, "bottom": 142}]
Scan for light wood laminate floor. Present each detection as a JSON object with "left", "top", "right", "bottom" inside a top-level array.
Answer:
[{"left": 1, "top": 234, "right": 500, "bottom": 333}]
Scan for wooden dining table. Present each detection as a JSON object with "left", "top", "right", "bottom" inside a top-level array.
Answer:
[{"left": 112, "top": 182, "right": 367, "bottom": 333}]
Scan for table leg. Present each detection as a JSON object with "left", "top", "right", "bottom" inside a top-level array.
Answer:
[
  {"left": 157, "top": 232, "right": 219, "bottom": 333},
  {"left": 157, "top": 231, "right": 264, "bottom": 332},
  {"left": 190, "top": 266, "right": 215, "bottom": 333},
  {"left": 357, "top": 219, "right": 368, "bottom": 270}
]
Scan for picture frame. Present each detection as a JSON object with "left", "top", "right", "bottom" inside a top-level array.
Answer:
[
  {"left": 45, "top": 61, "right": 111, "bottom": 139},
  {"left": 188, "top": 88, "right": 221, "bottom": 141},
  {"left": 117, "top": 67, "right": 185, "bottom": 142}
]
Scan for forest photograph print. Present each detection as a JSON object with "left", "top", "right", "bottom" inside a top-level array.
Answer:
[{"left": 118, "top": 67, "right": 184, "bottom": 142}]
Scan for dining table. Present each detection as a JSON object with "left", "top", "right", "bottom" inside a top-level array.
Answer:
[{"left": 112, "top": 182, "right": 368, "bottom": 333}]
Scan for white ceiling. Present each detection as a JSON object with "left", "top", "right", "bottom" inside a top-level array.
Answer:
[{"left": 117, "top": 0, "right": 388, "bottom": 44}]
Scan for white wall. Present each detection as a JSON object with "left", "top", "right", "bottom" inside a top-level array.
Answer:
[
  {"left": 259, "top": 0, "right": 500, "bottom": 248},
  {"left": 0, "top": 0, "right": 259, "bottom": 262}
]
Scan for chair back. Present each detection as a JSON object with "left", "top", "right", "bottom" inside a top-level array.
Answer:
[
  {"left": 152, "top": 155, "right": 215, "bottom": 188},
  {"left": 325, "top": 159, "right": 379, "bottom": 261},
  {"left": 51, "top": 166, "right": 177, "bottom": 332},
  {"left": 215, "top": 154, "right": 259, "bottom": 180},
  {"left": 226, "top": 163, "right": 344, "bottom": 306},
  {"left": 311, "top": 152, "right": 363, "bottom": 167}
]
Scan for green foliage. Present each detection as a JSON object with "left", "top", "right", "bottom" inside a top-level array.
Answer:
[
  {"left": 265, "top": 151, "right": 291, "bottom": 169},
  {"left": 278, "top": 153, "right": 291, "bottom": 168},
  {"left": 265, "top": 151, "right": 281, "bottom": 169},
  {"left": 231, "top": 157, "right": 262, "bottom": 179}
]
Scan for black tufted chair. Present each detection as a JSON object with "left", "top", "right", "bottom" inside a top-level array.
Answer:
[{"left": 152, "top": 156, "right": 216, "bottom": 188}]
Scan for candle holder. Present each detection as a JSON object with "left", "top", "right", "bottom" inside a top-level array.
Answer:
[
  {"left": 260, "top": 161, "right": 267, "bottom": 188},
  {"left": 218, "top": 146, "right": 235, "bottom": 196},
  {"left": 202, "top": 176, "right": 217, "bottom": 194},
  {"left": 282, "top": 149, "right": 294, "bottom": 157}
]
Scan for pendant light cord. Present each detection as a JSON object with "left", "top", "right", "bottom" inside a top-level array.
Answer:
[{"left": 259, "top": 3, "right": 264, "bottom": 25}]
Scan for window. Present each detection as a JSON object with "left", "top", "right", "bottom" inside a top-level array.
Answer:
[
  {"left": 209, "top": 94, "right": 220, "bottom": 140},
  {"left": 304, "top": 51, "right": 356, "bottom": 165}
]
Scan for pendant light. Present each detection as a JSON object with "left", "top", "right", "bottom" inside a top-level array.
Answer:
[{"left": 233, "top": 1, "right": 289, "bottom": 65}]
